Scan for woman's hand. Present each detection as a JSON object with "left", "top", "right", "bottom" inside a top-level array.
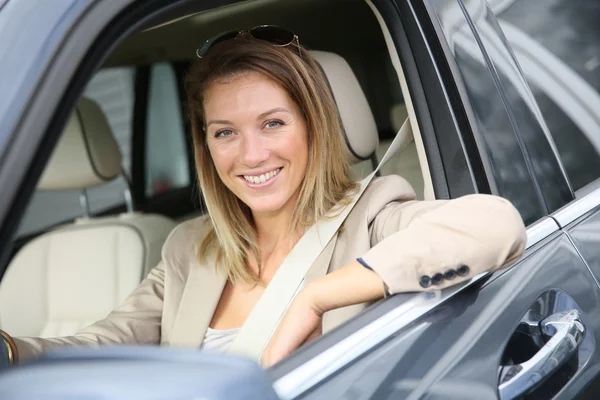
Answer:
[
  {"left": 261, "top": 260, "right": 386, "bottom": 367},
  {"left": 261, "top": 285, "right": 324, "bottom": 368}
]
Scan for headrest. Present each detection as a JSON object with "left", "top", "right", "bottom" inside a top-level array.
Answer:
[
  {"left": 390, "top": 103, "right": 409, "bottom": 135},
  {"left": 38, "top": 98, "right": 122, "bottom": 191},
  {"left": 309, "top": 51, "right": 379, "bottom": 163}
]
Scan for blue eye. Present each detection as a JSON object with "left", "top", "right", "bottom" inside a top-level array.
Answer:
[
  {"left": 265, "top": 120, "right": 284, "bottom": 129},
  {"left": 215, "top": 129, "right": 233, "bottom": 138}
]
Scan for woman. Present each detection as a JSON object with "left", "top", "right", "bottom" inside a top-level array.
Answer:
[{"left": 0, "top": 27, "right": 526, "bottom": 368}]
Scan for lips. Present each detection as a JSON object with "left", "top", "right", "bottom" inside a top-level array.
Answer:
[{"left": 242, "top": 168, "right": 282, "bottom": 184}]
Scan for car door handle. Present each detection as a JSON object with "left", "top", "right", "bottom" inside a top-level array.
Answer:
[{"left": 498, "top": 309, "right": 585, "bottom": 400}]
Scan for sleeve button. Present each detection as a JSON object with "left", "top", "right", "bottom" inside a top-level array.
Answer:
[
  {"left": 457, "top": 265, "right": 470, "bottom": 276},
  {"left": 419, "top": 275, "right": 432, "bottom": 288},
  {"left": 444, "top": 269, "right": 457, "bottom": 280},
  {"left": 431, "top": 273, "right": 444, "bottom": 285}
]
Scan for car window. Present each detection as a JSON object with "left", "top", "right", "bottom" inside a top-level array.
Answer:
[
  {"left": 496, "top": 0, "right": 600, "bottom": 193},
  {"left": 17, "top": 67, "right": 135, "bottom": 236},
  {"left": 427, "top": 1, "right": 545, "bottom": 225},
  {"left": 471, "top": 4, "right": 573, "bottom": 213},
  {"left": 146, "top": 63, "right": 190, "bottom": 196}
]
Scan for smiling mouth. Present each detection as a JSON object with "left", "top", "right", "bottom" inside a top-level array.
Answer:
[{"left": 241, "top": 168, "right": 282, "bottom": 184}]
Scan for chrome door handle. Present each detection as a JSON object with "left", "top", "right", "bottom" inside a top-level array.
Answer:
[{"left": 498, "top": 309, "right": 585, "bottom": 400}]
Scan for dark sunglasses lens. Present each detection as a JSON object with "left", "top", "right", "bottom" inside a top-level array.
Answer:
[
  {"left": 197, "top": 30, "right": 239, "bottom": 57},
  {"left": 249, "top": 26, "right": 295, "bottom": 46}
]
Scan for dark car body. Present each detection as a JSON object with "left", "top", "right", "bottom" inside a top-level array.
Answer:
[{"left": 0, "top": 0, "right": 600, "bottom": 399}]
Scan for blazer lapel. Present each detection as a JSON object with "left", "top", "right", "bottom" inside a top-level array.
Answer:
[
  {"left": 170, "top": 232, "right": 338, "bottom": 350},
  {"left": 170, "top": 252, "right": 227, "bottom": 348}
]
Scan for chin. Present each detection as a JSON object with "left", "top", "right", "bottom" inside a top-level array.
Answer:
[{"left": 245, "top": 197, "right": 290, "bottom": 215}]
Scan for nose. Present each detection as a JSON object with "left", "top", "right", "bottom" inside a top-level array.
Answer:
[{"left": 239, "top": 132, "right": 270, "bottom": 167}]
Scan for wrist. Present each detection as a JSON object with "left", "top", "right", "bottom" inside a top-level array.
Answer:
[{"left": 303, "top": 261, "right": 386, "bottom": 314}]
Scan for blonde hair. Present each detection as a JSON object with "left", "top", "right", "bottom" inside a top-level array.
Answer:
[{"left": 185, "top": 36, "right": 358, "bottom": 284}]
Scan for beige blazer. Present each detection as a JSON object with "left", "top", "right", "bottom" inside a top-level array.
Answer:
[{"left": 15, "top": 175, "right": 526, "bottom": 360}]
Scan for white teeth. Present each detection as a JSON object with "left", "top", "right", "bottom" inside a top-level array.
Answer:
[{"left": 243, "top": 168, "right": 281, "bottom": 184}]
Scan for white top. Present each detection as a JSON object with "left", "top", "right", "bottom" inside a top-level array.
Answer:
[
  {"left": 202, "top": 327, "right": 240, "bottom": 352},
  {"left": 202, "top": 281, "right": 306, "bottom": 353}
]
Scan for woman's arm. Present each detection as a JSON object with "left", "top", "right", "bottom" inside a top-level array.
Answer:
[
  {"left": 262, "top": 192, "right": 526, "bottom": 366},
  {"left": 306, "top": 260, "right": 384, "bottom": 311},
  {"left": 261, "top": 260, "right": 380, "bottom": 367},
  {"left": 303, "top": 191, "right": 526, "bottom": 310},
  {"left": 362, "top": 193, "right": 526, "bottom": 293},
  {"left": 12, "top": 261, "right": 165, "bottom": 362}
]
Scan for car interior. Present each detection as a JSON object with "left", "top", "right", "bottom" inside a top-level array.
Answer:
[{"left": 0, "top": 0, "right": 435, "bottom": 343}]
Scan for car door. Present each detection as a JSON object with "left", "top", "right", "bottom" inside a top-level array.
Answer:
[
  {"left": 269, "top": 0, "right": 600, "bottom": 399},
  {"left": 394, "top": 2, "right": 600, "bottom": 398},
  {"left": 493, "top": 0, "right": 600, "bottom": 397}
]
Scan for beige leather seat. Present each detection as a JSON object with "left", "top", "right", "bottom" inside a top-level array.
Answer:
[
  {"left": 309, "top": 51, "right": 425, "bottom": 199},
  {"left": 309, "top": 51, "right": 380, "bottom": 171},
  {"left": 0, "top": 98, "right": 176, "bottom": 337}
]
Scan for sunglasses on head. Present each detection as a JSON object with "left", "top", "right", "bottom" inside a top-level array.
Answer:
[{"left": 196, "top": 25, "right": 300, "bottom": 58}]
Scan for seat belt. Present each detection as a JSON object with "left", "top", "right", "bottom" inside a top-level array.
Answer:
[{"left": 228, "top": 119, "right": 412, "bottom": 361}]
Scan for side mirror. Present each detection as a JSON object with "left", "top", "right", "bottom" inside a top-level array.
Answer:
[{"left": 0, "top": 346, "right": 279, "bottom": 399}]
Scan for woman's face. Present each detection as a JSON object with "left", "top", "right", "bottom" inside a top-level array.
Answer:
[{"left": 204, "top": 72, "right": 309, "bottom": 217}]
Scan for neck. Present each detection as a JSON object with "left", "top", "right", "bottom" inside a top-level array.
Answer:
[{"left": 252, "top": 201, "right": 301, "bottom": 261}]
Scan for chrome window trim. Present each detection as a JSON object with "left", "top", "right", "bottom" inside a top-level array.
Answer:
[
  {"left": 554, "top": 184, "right": 600, "bottom": 227},
  {"left": 272, "top": 219, "right": 559, "bottom": 399},
  {"left": 526, "top": 217, "right": 561, "bottom": 248}
]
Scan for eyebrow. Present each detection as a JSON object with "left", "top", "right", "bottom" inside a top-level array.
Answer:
[
  {"left": 206, "top": 119, "right": 232, "bottom": 127},
  {"left": 257, "top": 107, "right": 291, "bottom": 120},
  {"left": 205, "top": 108, "right": 291, "bottom": 128}
]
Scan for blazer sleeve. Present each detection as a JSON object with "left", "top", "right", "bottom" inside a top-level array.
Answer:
[
  {"left": 361, "top": 178, "right": 527, "bottom": 294},
  {"left": 14, "top": 259, "right": 165, "bottom": 362}
]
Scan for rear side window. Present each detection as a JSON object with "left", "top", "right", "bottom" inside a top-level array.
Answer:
[
  {"left": 497, "top": 0, "right": 600, "bottom": 192},
  {"left": 146, "top": 63, "right": 190, "bottom": 196}
]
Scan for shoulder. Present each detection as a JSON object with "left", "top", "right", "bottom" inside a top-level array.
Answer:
[
  {"left": 361, "top": 174, "right": 416, "bottom": 202},
  {"left": 350, "top": 174, "right": 417, "bottom": 221},
  {"left": 161, "top": 214, "right": 212, "bottom": 267}
]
